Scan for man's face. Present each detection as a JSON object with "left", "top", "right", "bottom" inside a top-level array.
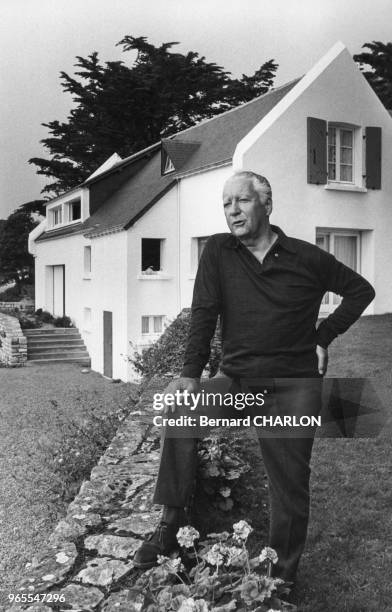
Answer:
[{"left": 222, "top": 176, "right": 271, "bottom": 241}]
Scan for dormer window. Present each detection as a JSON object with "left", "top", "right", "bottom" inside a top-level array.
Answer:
[
  {"left": 50, "top": 206, "right": 62, "bottom": 227},
  {"left": 163, "top": 152, "right": 175, "bottom": 174},
  {"left": 67, "top": 199, "right": 81, "bottom": 222}
]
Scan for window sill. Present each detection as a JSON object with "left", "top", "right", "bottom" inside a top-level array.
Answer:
[
  {"left": 188, "top": 275, "right": 196, "bottom": 280},
  {"left": 324, "top": 183, "right": 367, "bottom": 193},
  {"left": 137, "top": 273, "right": 172, "bottom": 280}
]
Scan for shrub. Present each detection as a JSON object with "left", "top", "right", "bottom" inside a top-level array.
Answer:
[
  {"left": 135, "top": 521, "right": 294, "bottom": 611},
  {"left": 53, "top": 315, "right": 73, "bottom": 328},
  {"left": 0, "top": 307, "right": 42, "bottom": 329},
  {"left": 0, "top": 284, "right": 22, "bottom": 302},
  {"left": 131, "top": 310, "right": 222, "bottom": 379},
  {"left": 36, "top": 309, "right": 54, "bottom": 323}
]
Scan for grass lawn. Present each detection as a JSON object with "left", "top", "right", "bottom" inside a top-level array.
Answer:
[
  {"left": 296, "top": 314, "right": 392, "bottom": 611},
  {"left": 190, "top": 315, "right": 392, "bottom": 611},
  {"left": 0, "top": 364, "right": 138, "bottom": 611},
  {"left": 0, "top": 315, "right": 390, "bottom": 611}
]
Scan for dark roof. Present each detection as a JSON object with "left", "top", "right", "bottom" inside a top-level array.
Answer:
[
  {"left": 82, "top": 151, "right": 175, "bottom": 236},
  {"left": 36, "top": 79, "right": 300, "bottom": 240},
  {"left": 169, "top": 79, "right": 300, "bottom": 174},
  {"left": 35, "top": 221, "right": 84, "bottom": 243}
]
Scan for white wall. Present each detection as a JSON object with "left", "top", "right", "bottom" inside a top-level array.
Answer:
[
  {"left": 126, "top": 188, "right": 179, "bottom": 379},
  {"left": 178, "top": 166, "right": 234, "bottom": 308},
  {"left": 234, "top": 46, "right": 392, "bottom": 314},
  {"left": 34, "top": 230, "right": 129, "bottom": 381}
]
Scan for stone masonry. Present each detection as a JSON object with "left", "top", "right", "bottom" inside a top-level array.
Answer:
[
  {"left": 6, "top": 376, "right": 172, "bottom": 612},
  {"left": 0, "top": 313, "right": 27, "bottom": 366}
]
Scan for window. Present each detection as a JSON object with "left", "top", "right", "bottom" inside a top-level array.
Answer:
[
  {"left": 316, "top": 229, "right": 360, "bottom": 309},
  {"left": 141, "top": 315, "right": 164, "bottom": 335},
  {"left": 68, "top": 199, "right": 81, "bottom": 222},
  {"left": 84, "top": 246, "right": 91, "bottom": 276},
  {"left": 51, "top": 206, "right": 62, "bottom": 226},
  {"left": 328, "top": 127, "right": 353, "bottom": 183},
  {"left": 197, "top": 236, "right": 209, "bottom": 262},
  {"left": 163, "top": 155, "right": 175, "bottom": 174},
  {"left": 141, "top": 239, "right": 163, "bottom": 273},
  {"left": 307, "top": 117, "right": 382, "bottom": 190}
]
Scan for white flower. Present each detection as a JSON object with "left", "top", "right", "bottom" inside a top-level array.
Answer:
[
  {"left": 203, "top": 543, "right": 225, "bottom": 567},
  {"left": 219, "top": 486, "right": 231, "bottom": 498},
  {"left": 232, "top": 519, "right": 253, "bottom": 541},
  {"left": 178, "top": 598, "right": 197, "bottom": 612},
  {"left": 177, "top": 525, "right": 200, "bottom": 548},
  {"left": 225, "top": 545, "right": 246, "bottom": 567},
  {"left": 259, "top": 546, "right": 279, "bottom": 565},
  {"left": 157, "top": 554, "right": 184, "bottom": 573},
  {"left": 259, "top": 547, "right": 279, "bottom": 565}
]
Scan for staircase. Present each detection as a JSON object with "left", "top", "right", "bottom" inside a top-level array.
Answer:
[{"left": 24, "top": 328, "right": 91, "bottom": 366}]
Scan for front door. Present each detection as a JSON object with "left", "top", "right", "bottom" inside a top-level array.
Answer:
[
  {"left": 103, "top": 311, "right": 113, "bottom": 378},
  {"left": 52, "top": 265, "right": 65, "bottom": 317}
]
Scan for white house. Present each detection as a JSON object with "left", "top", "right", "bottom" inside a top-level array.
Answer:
[{"left": 29, "top": 42, "right": 392, "bottom": 382}]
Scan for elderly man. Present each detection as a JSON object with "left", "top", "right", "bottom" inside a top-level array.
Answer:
[{"left": 134, "top": 171, "right": 375, "bottom": 584}]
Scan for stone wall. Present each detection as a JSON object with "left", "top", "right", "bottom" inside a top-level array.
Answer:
[
  {"left": 6, "top": 377, "right": 170, "bottom": 612},
  {"left": 0, "top": 301, "right": 35, "bottom": 314},
  {"left": 0, "top": 313, "right": 27, "bottom": 366}
]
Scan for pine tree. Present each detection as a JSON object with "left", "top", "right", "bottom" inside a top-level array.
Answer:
[
  {"left": 29, "top": 36, "right": 278, "bottom": 196},
  {"left": 354, "top": 41, "right": 392, "bottom": 109}
]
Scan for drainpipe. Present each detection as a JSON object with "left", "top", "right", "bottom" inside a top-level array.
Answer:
[{"left": 176, "top": 178, "right": 181, "bottom": 314}]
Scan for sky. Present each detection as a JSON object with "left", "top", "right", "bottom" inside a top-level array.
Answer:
[{"left": 0, "top": 0, "right": 391, "bottom": 219}]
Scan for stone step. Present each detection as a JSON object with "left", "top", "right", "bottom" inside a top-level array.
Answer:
[
  {"left": 28, "top": 349, "right": 90, "bottom": 360},
  {"left": 29, "top": 356, "right": 91, "bottom": 365},
  {"left": 28, "top": 336, "right": 84, "bottom": 349},
  {"left": 24, "top": 328, "right": 80, "bottom": 337}
]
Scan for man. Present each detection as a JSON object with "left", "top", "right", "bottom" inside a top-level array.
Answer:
[{"left": 134, "top": 171, "right": 375, "bottom": 583}]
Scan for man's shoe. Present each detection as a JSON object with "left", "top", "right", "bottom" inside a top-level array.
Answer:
[{"left": 133, "top": 521, "right": 181, "bottom": 569}]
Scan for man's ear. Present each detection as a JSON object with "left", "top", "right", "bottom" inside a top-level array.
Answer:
[{"left": 265, "top": 197, "right": 273, "bottom": 217}]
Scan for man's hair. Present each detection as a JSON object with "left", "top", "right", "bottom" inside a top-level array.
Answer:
[{"left": 231, "top": 171, "right": 272, "bottom": 202}]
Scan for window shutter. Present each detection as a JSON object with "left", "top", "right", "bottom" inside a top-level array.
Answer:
[
  {"left": 307, "top": 117, "right": 327, "bottom": 184},
  {"left": 365, "top": 127, "right": 382, "bottom": 189}
]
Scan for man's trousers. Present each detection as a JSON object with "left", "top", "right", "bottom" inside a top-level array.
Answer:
[{"left": 152, "top": 373, "right": 323, "bottom": 582}]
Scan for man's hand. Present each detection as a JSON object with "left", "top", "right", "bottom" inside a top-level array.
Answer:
[
  {"left": 163, "top": 377, "right": 200, "bottom": 414},
  {"left": 316, "top": 345, "right": 328, "bottom": 376}
]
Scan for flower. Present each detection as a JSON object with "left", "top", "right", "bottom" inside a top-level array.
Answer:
[
  {"left": 194, "top": 600, "right": 209, "bottom": 612},
  {"left": 232, "top": 519, "right": 253, "bottom": 542},
  {"left": 157, "top": 554, "right": 184, "bottom": 573},
  {"left": 259, "top": 546, "right": 279, "bottom": 565},
  {"left": 177, "top": 598, "right": 209, "bottom": 612},
  {"left": 177, "top": 526, "right": 200, "bottom": 548},
  {"left": 258, "top": 576, "right": 278, "bottom": 601},
  {"left": 240, "top": 577, "right": 259, "bottom": 602},
  {"left": 219, "top": 486, "right": 231, "bottom": 498},
  {"left": 157, "top": 588, "right": 173, "bottom": 607},
  {"left": 225, "top": 545, "right": 247, "bottom": 567},
  {"left": 202, "top": 543, "right": 225, "bottom": 567}
]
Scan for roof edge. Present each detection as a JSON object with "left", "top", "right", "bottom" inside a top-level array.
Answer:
[
  {"left": 83, "top": 141, "right": 161, "bottom": 186},
  {"left": 124, "top": 180, "right": 177, "bottom": 230},
  {"left": 233, "top": 41, "right": 347, "bottom": 169}
]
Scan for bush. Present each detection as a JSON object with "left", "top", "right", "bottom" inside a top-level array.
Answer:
[
  {"left": 53, "top": 315, "right": 73, "bottom": 328},
  {"left": 0, "top": 282, "right": 34, "bottom": 302},
  {"left": 0, "top": 285, "right": 22, "bottom": 302},
  {"left": 35, "top": 309, "right": 54, "bottom": 323},
  {"left": 131, "top": 309, "right": 222, "bottom": 379},
  {"left": 0, "top": 307, "right": 42, "bottom": 329}
]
